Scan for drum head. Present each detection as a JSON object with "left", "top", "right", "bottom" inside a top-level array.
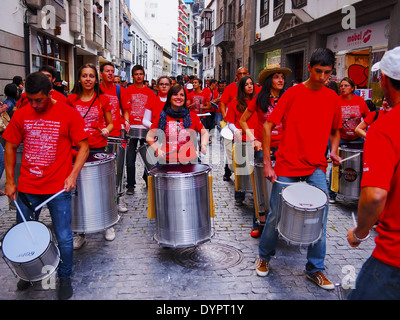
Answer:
[
  {"left": 84, "top": 153, "right": 115, "bottom": 166},
  {"left": 282, "top": 183, "right": 327, "bottom": 210},
  {"left": 2, "top": 221, "right": 50, "bottom": 263},
  {"left": 221, "top": 126, "right": 233, "bottom": 140},
  {"left": 339, "top": 142, "right": 364, "bottom": 152}
]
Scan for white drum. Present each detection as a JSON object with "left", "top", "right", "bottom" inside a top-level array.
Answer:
[
  {"left": 278, "top": 183, "right": 327, "bottom": 246},
  {"left": 1, "top": 221, "right": 60, "bottom": 282}
]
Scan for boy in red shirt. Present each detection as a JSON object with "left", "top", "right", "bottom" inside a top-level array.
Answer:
[
  {"left": 3, "top": 72, "right": 89, "bottom": 299},
  {"left": 122, "top": 65, "right": 155, "bottom": 194},
  {"left": 347, "top": 46, "right": 400, "bottom": 300},
  {"left": 256, "top": 48, "right": 342, "bottom": 291}
]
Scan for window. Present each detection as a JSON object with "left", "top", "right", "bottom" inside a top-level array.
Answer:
[
  {"left": 260, "top": 0, "right": 269, "bottom": 28},
  {"left": 291, "top": 0, "right": 307, "bottom": 9},
  {"left": 238, "top": 0, "right": 244, "bottom": 22},
  {"left": 273, "top": 0, "right": 284, "bottom": 21}
]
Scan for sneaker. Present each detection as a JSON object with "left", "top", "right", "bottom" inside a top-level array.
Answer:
[
  {"left": 126, "top": 187, "right": 134, "bottom": 195},
  {"left": 223, "top": 175, "right": 230, "bottom": 181},
  {"left": 105, "top": 227, "right": 115, "bottom": 241},
  {"left": 58, "top": 278, "right": 73, "bottom": 300},
  {"left": 118, "top": 204, "right": 128, "bottom": 213},
  {"left": 73, "top": 235, "right": 86, "bottom": 250},
  {"left": 329, "top": 196, "right": 336, "bottom": 204},
  {"left": 17, "top": 279, "right": 32, "bottom": 291},
  {"left": 250, "top": 227, "right": 261, "bottom": 238},
  {"left": 306, "top": 271, "right": 335, "bottom": 290},
  {"left": 235, "top": 200, "right": 243, "bottom": 206},
  {"left": 255, "top": 257, "right": 270, "bottom": 277}
]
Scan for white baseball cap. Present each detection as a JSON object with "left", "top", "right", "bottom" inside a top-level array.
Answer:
[{"left": 371, "top": 46, "right": 400, "bottom": 81}]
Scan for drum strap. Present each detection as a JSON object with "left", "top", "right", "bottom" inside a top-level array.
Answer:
[{"left": 82, "top": 94, "right": 98, "bottom": 119}]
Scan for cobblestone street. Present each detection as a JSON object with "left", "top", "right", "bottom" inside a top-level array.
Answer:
[{"left": 0, "top": 136, "right": 377, "bottom": 301}]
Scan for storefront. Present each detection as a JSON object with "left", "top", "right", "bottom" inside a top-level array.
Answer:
[{"left": 327, "top": 19, "right": 390, "bottom": 106}]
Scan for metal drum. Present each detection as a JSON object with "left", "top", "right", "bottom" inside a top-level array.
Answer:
[
  {"left": 128, "top": 124, "right": 149, "bottom": 139},
  {"left": 106, "top": 137, "right": 127, "bottom": 196},
  {"left": 138, "top": 143, "right": 157, "bottom": 174},
  {"left": 71, "top": 153, "right": 119, "bottom": 233},
  {"left": 150, "top": 164, "right": 213, "bottom": 248},
  {"left": 278, "top": 183, "right": 327, "bottom": 246},
  {"left": 233, "top": 142, "right": 253, "bottom": 192},
  {"left": 1, "top": 221, "right": 60, "bottom": 282},
  {"left": 251, "top": 161, "right": 274, "bottom": 215},
  {"left": 338, "top": 143, "right": 363, "bottom": 199}
]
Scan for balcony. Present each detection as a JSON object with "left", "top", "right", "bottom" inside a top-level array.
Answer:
[
  {"left": 192, "top": 43, "right": 203, "bottom": 58},
  {"left": 214, "top": 22, "right": 235, "bottom": 47},
  {"left": 104, "top": 25, "right": 112, "bottom": 51},
  {"left": 201, "top": 30, "right": 213, "bottom": 48},
  {"left": 93, "top": 13, "right": 103, "bottom": 46}
]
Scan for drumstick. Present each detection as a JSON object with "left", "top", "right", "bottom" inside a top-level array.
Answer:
[
  {"left": 34, "top": 189, "right": 66, "bottom": 212},
  {"left": 352, "top": 212, "right": 357, "bottom": 227},
  {"left": 275, "top": 180, "right": 297, "bottom": 185},
  {"left": 13, "top": 200, "right": 36, "bottom": 243},
  {"left": 340, "top": 153, "right": 361, "bottom": 163}
]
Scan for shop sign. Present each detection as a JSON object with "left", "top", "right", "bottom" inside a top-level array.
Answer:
[{"left": 327, "top": 20, "right": 389, "bottom": 52}]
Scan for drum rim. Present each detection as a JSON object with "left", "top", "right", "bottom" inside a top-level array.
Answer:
[
  {"left": 150, "top": 164, "right": 212, "bottom": 177},
  {"left": 281, "top": 183, "right": 328, "bottom": 211},
  {"left": 83, "top": 153, "right": 116, "bottom": 166},
  {"left": 1, "top": 221, "right": 53, "bottom": 263}
]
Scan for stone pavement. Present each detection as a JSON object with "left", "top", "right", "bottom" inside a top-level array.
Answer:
[{"left": 0, "top": 136, "right": 377, "bottom": 302}]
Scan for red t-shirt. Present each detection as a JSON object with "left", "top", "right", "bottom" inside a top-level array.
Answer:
[
  {"left": 3, "top": 101, "right": 89, "bottom": 194},
  {"left": 187, "top": 90, "right": 210, "bottom": 114},
  {"left": 339, "top": 94, "right": 370, "bottom": 140},
  {"left": 123, "top": 85, "right": 155, "bottom": 125},
  {"left": 361, "top": 104, "right": 400, "bottom": 268},
  {"left": 145, "top": 95, "right": 167, "bottom": 123},
  {"left": 247, "top": 96, "right": 283, "bottom": 147},
  {"left": 67, "top": 94, "right": 112, "bottom": 149},
  {"left": 100, "top": 83, "right": 125, "bottom": 137},
  {"left": 268, "top": 83, "right": 342, "bottom": 176},
  {"left": 225, "top": 98, "right": 258, "bottom": 142},
  {"left": 17, "top": 90, "right": 68, "bottom": 108},
  {"left": 151, "top": 112, "right": 204, "bottom": 163}
]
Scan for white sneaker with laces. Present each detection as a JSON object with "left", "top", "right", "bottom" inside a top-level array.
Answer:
[
  {"left": 105, "top": 227, "right": 115, "bottom": 241},
  {"left": 73, "top": 235, "right": 86, "bottom": 250}
]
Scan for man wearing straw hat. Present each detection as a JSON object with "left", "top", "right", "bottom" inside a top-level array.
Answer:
[
  {"left": 256, "top": 48, "right": 342, "bottom": 290},
  {"left": 3, "top": 72, "right": 89, "bottom": 299},
  {"left": 347, "top": 46, "right": 400, "bottom": 300}
]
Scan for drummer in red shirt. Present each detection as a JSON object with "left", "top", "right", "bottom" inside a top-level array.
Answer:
[
  {"left": 122, "top": 65, "right": 155, "bottom": 194},
  {"left": 328, "top": 77, "right": 370, "bottom": 203},
  {"left": 187, "top": 77, "right": 210, "bottom": 115},
  {"left": 146, "top": 85, "right": 209, "bottom": 164},
  {"left": 347, "top": 46, "right": 400, "bottom": 300},
  {"left": 256, "top": 48, "right": 342, "bottom": 291},
  {"left": 3, "top": 72, "right": 89, "bottom": 299},
  {"left": 99, "top": 62, "right": 129, "bottom": 215},
  {"left": 226, "top": 76, "right": 258, "bottom": 205},
  {"left": 67, "top": 63, "right": 114, "bottom": 248},
  {"left": 239, "top": 64, "right": 291, "bottom": 237}
]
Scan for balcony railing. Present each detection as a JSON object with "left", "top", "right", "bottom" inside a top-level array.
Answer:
[
  {"left": 201, "top": 30, "right": 213, "bottom": 48},
  {"left": 214, "top": 22, "right": 235, "bottom": 47},
  {"left": 104, "top": 25, "right": 112, "bottom": 50}
]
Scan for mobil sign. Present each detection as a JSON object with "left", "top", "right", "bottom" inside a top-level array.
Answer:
[{"left": 327, "top": 20, "right": 390, "bottom": 52}]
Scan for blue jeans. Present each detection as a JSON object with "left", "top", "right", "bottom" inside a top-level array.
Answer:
[
  {"left": 347, "top": 256, "right": 400, "bottom": 300},
  {"left": 126, "top": 138, "right": 146, "bottom": 188},
  {"left": 215, "top": 113, "right": 223, "bottom": 133},
  {"left": 16, "top": 192, "right": 73, "bottom": 279},
  {"left": 258, "top": 168, "right": 329, "bottom": 275}
]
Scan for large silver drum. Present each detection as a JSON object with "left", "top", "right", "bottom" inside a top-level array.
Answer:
[
  {"left": 71, "top": 153, "right": 119, "bottom": 233},
  {"left": 278, "top": 183, "right": 327, "bottom": 246},
  {"left": 338, "top": 143, "right": 363, "bottom": 199},
  {"left": 128, "top": 124, "right": 149, "bottom": 139},
  {"left": 106, "top": 137, "right": 127, "bottom": 196},
  {"left": 233, "top": 142, "right": 253, "bottom": 192},
  {"left": 1, "top": 221, "right": 60, "bottom": 282},
  {"left": 150, "top": 164, "right": 213, "bottom": 248}
]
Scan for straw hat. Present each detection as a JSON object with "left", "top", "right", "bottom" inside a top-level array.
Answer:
[{"left": 258, "top": 64, "right": 292, "bottom": 84}]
